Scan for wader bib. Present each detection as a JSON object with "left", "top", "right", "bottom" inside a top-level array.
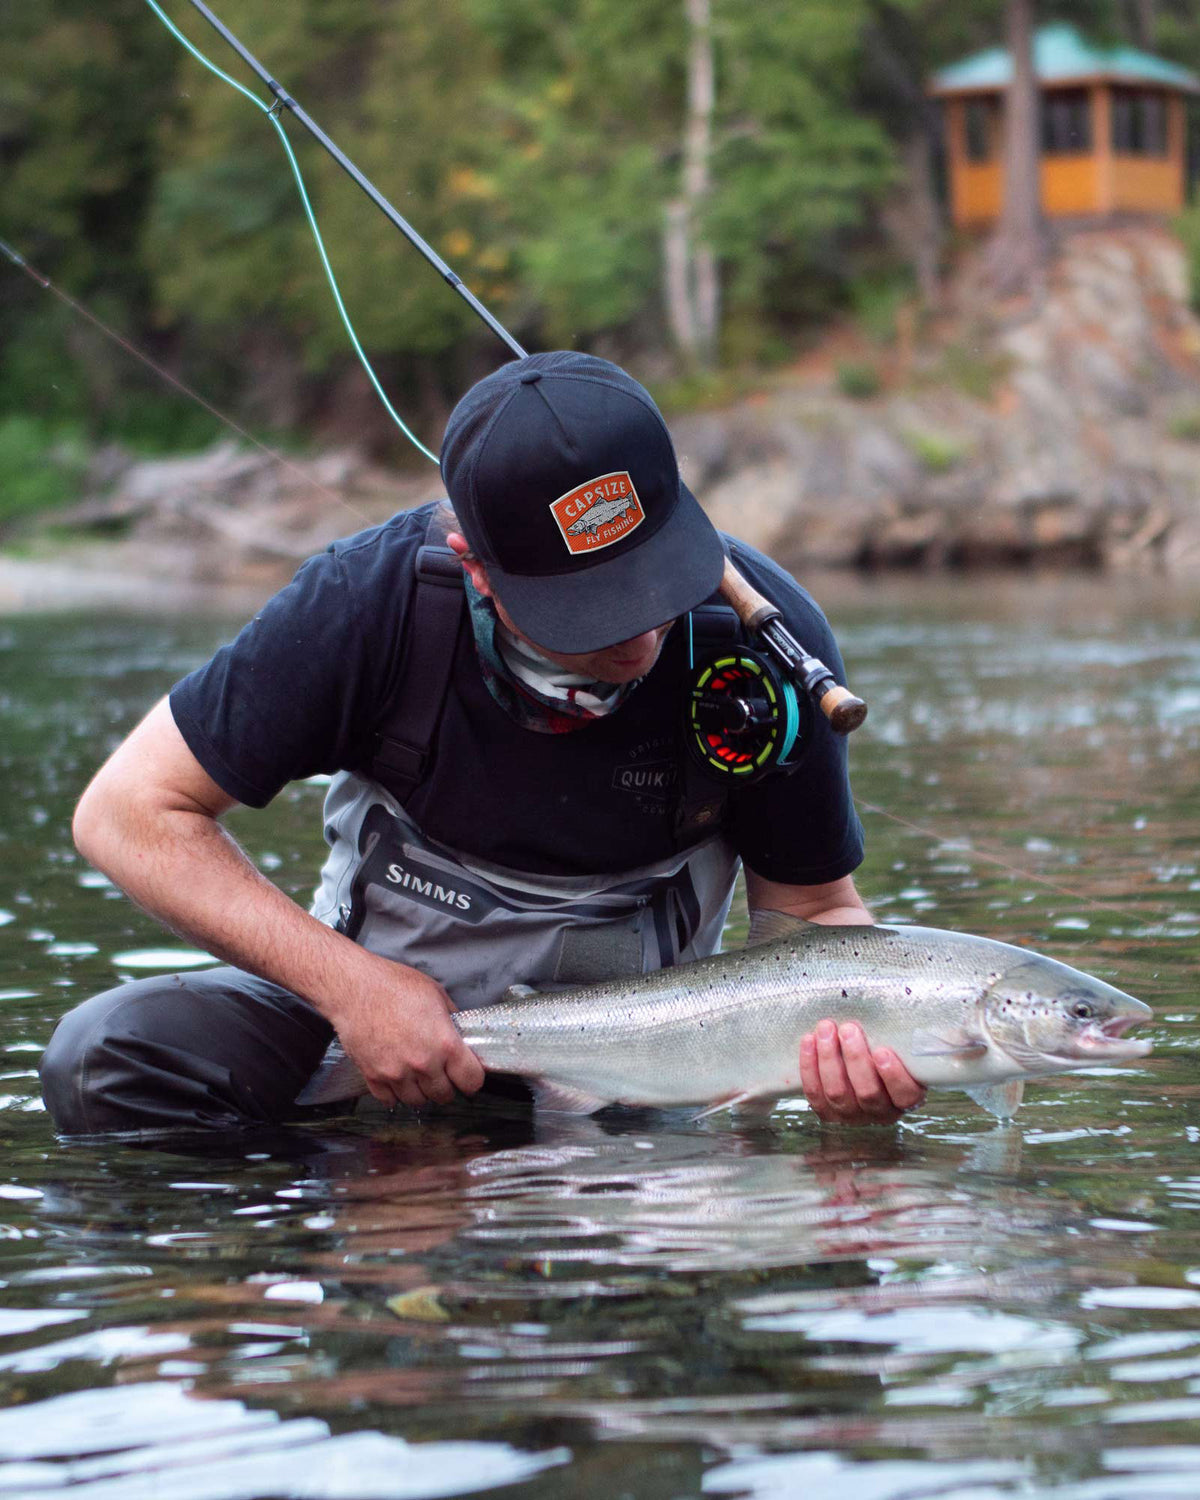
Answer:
[
  {"left": 305, "top": 501, "right": 743, "bottom": 1005},
  {"left": 311, "top": 774, "right": 741, "bottom": 1007}
]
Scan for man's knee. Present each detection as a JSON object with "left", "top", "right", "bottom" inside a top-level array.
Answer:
[
  {"left": 40, "top": 979, "right": 182, "bottom": 1135},
  {"left": 39, "top": 1010, "right": 84, "bottom": 1133},
  {"left": 40, "top": 969, "right": 333, "bottom": 1135}
]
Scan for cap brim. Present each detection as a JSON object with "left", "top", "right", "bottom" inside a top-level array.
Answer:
[{"left": 486, "top": 482, "right": 726, "bottom": 654}]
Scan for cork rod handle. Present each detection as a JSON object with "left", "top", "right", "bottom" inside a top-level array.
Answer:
[
  {"left": 718, "top": 556, "right": 868, "bottom": 735},
  {"left": 718, "top": 557, "right": 779, "bottom": 634}
]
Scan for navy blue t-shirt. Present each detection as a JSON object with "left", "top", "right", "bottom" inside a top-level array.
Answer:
[{"left": 169, "top": 504, "right": 864, "bottom": 884}]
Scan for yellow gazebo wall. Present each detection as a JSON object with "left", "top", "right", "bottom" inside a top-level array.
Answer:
[
  {"left": 945, "top": 98, "right": 1004, "bottom": 225},
  {"left": 1108, "top": 94, "right": 1187, "bottom": 213},
  {"left": 1041, "top": 154, "right": 1100, "bottom": 215},
  {"left": 942, "top": 85, "right": 1189, "bottom": 227}
]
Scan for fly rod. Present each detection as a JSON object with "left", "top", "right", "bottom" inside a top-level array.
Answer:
[
  {"left": 184, "top": 0, "right": 526, "bottom": 361},
  {"left": 177, "top": 0, "right": 866, "bottom": 734}
]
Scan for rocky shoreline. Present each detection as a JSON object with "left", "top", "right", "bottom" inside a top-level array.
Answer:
[
  {"left": 7, "top": 225, "right": 1200, "bottom": 607},
  {"left": 684, "top": 226, "right": 1200, "bottom": 578}
]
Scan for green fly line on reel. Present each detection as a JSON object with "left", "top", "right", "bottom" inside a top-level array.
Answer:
[{"left": 686, "top": 647, "right": 810, "bottom": 781}]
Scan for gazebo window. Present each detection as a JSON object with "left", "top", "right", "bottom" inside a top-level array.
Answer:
[
  {"left": 965, "top": 98, "right": 998, "bottom": 162},
  {"left": 1111, "top": 87, "right": 1169, "bottom": 155},
  {"left": 1041, "top": 88, "right": 1092, "bottom": 155}
]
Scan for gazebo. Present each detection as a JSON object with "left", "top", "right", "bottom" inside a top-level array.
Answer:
[{"left": 931, "top": 24, "right": 1199, "bottom": 228}]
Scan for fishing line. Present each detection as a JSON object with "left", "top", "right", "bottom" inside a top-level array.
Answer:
[
  {"left": 0, "top": 235, "right": 371, "bottom": 523},
  {"left": 855, "top": 798, "right": 1174, "bottom": 926},
  {"left": 141, "top": 0, "right": 439, "bottom": 464}
]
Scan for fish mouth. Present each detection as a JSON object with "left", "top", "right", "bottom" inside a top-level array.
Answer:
[
  {"left": 1072, "top": 1014, "right": 1153, "bottom": 1058},
  {"left": 1101, "top": 1015, "right": 1144, "bottom": 1040}
]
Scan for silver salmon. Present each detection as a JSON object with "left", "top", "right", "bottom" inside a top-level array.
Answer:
[
  {"left": 297, "top": 911, "right": 1153, "bottom": 1119},
  {"left": 566, "top": 495, "right": 636, "bottom": 534}
]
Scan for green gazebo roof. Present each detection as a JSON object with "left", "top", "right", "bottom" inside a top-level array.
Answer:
[{"left": 933, "top": 23, "right": 1200, "bottom": 95}]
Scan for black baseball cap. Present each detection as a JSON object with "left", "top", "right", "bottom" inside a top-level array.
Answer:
[{"left": 439, "top": 350, "right": 725, "bottom": 653}]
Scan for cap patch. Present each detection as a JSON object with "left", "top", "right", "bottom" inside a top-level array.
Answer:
[{"left": 549, "top": 471, "right": 645, "bottom": 556}]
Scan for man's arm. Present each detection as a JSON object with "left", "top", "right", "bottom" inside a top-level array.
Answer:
[
  {"left": 744, "top": 868, "right": 926, "bottom": 1126},
  {"left": 72, "top": 698, "right": 485, "bottom": 1110}
]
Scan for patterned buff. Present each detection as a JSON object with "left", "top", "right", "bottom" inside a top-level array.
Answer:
[{"left": 464, "top": 575, "right": 644, "bottom": 734}]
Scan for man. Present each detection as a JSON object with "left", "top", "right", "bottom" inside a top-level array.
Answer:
[{"left": 40, "top": 352, "right": 925, "bottom": 1135}]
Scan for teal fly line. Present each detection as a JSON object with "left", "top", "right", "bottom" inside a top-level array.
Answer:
[{"left": 142, "top": 0, "right": 439, "bottom": 465}]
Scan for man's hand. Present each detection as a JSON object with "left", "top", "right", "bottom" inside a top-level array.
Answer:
[
  {"left": 71, "top": 698, "right": 487, "bottom": 1115},
  {"left": 331, "top": 963, "right": 486, "bottom": 1111},
  {"left": 799, "top": 1020, "right": 926, "bottom": 1126},
  {"left": 744, "top": 870, "right": 927, "bottom": 1127}
]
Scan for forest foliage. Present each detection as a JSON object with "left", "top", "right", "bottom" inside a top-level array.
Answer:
[{"left": 1, "top": 0, "right": 1199, "bottom": 464}]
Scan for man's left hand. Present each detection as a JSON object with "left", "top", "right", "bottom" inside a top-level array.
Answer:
[
  {"left": 745, "top": 870, "right": 928, "bottom": 1125},
  {"left": 799, "top": 1019, "right": 926, "bottom": 1126}
]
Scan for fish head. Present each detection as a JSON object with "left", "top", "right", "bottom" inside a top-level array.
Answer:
[{"left": 981, "top": 954, "right": 1153, "bottom": 1072}]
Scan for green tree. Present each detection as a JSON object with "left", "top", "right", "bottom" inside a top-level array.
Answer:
[{"left": 0, "top": 0, "right": 179, "bottom": 423}]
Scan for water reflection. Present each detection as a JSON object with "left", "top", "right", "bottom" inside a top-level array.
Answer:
[{"left": 1, "top": 578, "right": 1199, "bottom": 1497}]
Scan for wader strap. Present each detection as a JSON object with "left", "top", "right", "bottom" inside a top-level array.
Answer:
[
  {"left": 672, "top": 603, "right": 741, "bottom": 849},
  {"left": 369, "top": 503, "right": 465, "bottom": 805}
]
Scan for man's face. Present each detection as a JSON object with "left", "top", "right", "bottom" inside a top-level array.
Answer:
[{"left": 496, "top": 608, "right": 674, "bottom": 685}]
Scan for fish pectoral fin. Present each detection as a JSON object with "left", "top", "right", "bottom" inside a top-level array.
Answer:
[
  {"left": 732, "top": 1095, "right": 777, "bottom": 1120},
  {"left": 501, "top": 983, "right": 539, "bottom": 1001},
  {"left": 532, "top": 1081, "right": 609, "bottom": 1116},
  {"left": 909, "top": 1026, "right": 988, "bottom": 1058},
  {"left": 693, "top": 1090, "right": 767, "bottom": 1121},
  {"left": 745, "top": 908, "right": 816, "bottom": 947},
  {"left": 964, "top": 1080, "right": 1025, "bottom": 1120}
]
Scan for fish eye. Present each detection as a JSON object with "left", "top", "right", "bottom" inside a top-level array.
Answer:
[{"left": 1070, "top": 1000, "right": 1096, "bottom": 1021}]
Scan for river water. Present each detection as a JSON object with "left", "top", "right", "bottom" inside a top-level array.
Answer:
[{"left": 0, "top": 572, "right": 1197, "bottom": 1499}]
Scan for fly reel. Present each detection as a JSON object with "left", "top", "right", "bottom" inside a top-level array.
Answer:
[{"left": 686, "top": 647, "right": 811, "bottom": 781}]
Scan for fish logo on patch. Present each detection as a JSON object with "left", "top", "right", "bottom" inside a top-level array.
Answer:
[{"left": 549, "top": 471, "right": 645, "bottom": 556}]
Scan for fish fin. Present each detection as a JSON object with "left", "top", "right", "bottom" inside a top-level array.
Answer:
[
  {"left": 693, "top": 1090, "right": 762, "bottom": 1120},
  {"left": 909, "top": 1027, "right": 988, "bottom": 1058},
  {"left": 294, "top": 1043, "right": 368, "bottom": 1106},
  {"left": 732, "top": 1095, "right": 778, "bottom": 1120},
  {"left": 501, "top": 982, "right": 539, "bottom": 1001},
  {"left": 964, "top": 1080, "right": 1025, "bottom": 1120},
  {"left": 745, "top": 908, "right": 815, "bottom": 947},
  {"left": 532, "top": 1081, "right": 608, "bottom": 1116}
]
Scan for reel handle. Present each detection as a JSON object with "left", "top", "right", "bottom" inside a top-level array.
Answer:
[{"left": 718, "top": 557, "right": 868, "bottom": 735}]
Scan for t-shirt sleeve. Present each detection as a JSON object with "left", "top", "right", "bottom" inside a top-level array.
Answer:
[
  {"left": 168, "top": 545, "right": 391, "bottom": 808},
  {"left": 723, "top": 543, "right": 865, "bottom": 886}
]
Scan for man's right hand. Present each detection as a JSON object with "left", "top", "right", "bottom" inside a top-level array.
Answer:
[{"left": 330, "top": 962, "right": 487, "bottom": 1111}]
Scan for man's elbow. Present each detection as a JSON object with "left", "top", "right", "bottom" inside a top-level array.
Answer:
[{"left": 72, "top": 773, "right": 121, "bottom": 873}]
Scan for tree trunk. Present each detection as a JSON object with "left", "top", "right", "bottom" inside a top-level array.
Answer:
[
  {"left": 1131, "top": 0, "right": 1156, "bottom": 49},
  {"left": 882, "top": 131, "right": 944, "bottom": 310},
  {"left": 986, "top": 0, "right": 1049, "bottom": 299},
  {"left": 663, "top": 0, "right": 718, "bottom": 368},
  {"left": 662, "top": 200, "right": 697, "bottom": 361}
]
